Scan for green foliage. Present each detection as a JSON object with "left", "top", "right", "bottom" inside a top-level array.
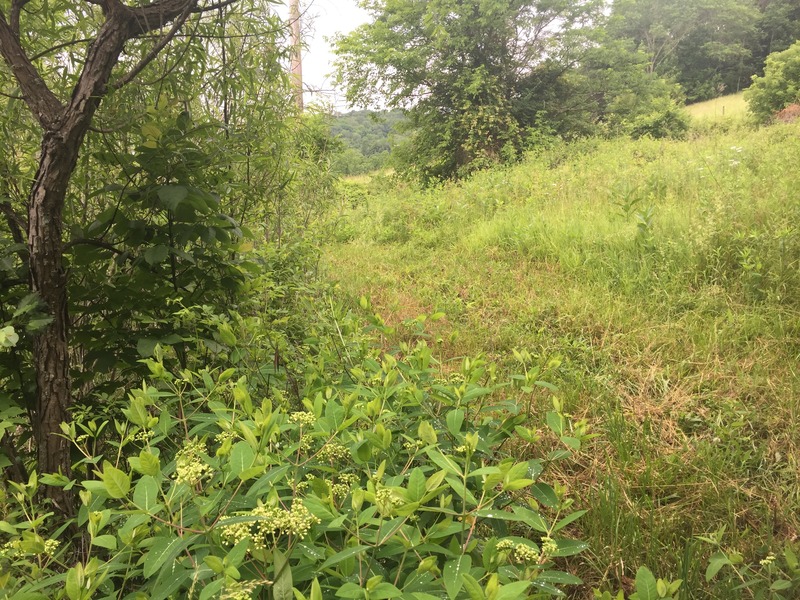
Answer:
[
  {"left": 698, "top": 527, "right": 800, "bottom": 599},
  {"left": 330, "top": 110, "right": 405, "bottom": 176},
  {"left": 334, "top": 0, "right": 601, "bottom": 182},
  {"left": 325, "top": 124, "right": 800, "bottom": 594},
  {"left": 593, "top": 566, "right": 681, "bottom": 600},
  {"left": 0, "top": 302, "right": 588, "bottom": 598},
  {"left": 0, "top": 0, "right": 342, "bottom": 474},
  {"left": 626, "top": 98, "right": 690, "bottom": 139},
  {"left": 745, "top": 41, "right": 800, "bottom": 123},
  {"left": 608, "top": 0, "right": 782, "bottom": 102}
]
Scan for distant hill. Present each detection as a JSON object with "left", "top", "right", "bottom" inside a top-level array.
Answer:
[{"left": 330, "top": 109, "right": 405, "bottom": 175}]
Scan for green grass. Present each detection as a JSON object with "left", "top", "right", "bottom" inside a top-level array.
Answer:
[
  {"left": 686, "top": 92, "right": 748, "bottom": 122},
  {"left": 322, "top": 125, "right": 800, "bottom": 597}
]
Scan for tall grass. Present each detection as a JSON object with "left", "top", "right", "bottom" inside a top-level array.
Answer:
[
  {"left": 686, "top": 92, "right": 749, "bottom": 122},
  {"left": 323, "top": 124, "right": 800, "bottom": 597}
]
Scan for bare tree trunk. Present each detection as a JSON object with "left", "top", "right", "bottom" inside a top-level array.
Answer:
[{"left": 289, "top": 0, "right": 303, "bottom": 111}]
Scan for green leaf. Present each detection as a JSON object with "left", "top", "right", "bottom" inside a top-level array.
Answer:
[
  {"left": 446, "top": 409, "right": 465, "bottom": 436},
  {"left": 228, "top": 441, "right": 254, "bottom": 478},
  {"left": 553, "top": 510, "right": 587, "bottom": 532},
  {"left": 137, "top": 338, "right": 158, "bottom": 358},
  {"left": 461, "top": 573, "right": 486, "bottom": 600},
  {"left": 552, "top": 538, "right": 589, "bottom": 557},
  {"left": 418, "top": 421, "right": 438, "bottom": 446},
  {"left": 425, "top": 449, "right": 461, "bottom": 476},
  {"left": 370, "top": 582, "right": 402, "bottom": 599},
  {"left": 273, "top": 548, "right": 293, "bottom": 600},
  {"left": 91, "top": 535, "right": 117, "bottom": 550},
  {"left": 770, "top": 579, "right": 792, "bottom": 591},
  {"left": 199, "top": 579, "right": 225, "bottom": 600},
  {"left": 495, "top": 581, "right": 532, "bottom": 600},
  {"left": 705, "top": 552, "right": 731, "bottom": 582},
  {"left": 546, "top": 411, "right": 565, "bottom": 436},
  {"left": 99, "top": 461, "right": 130, "bottom": 499},
  {"left": 65, "top": 565, "right": 83, "bottom": 600},
  {"left": 336, "top": 582, "right": 363, "bottom": 598},
  {"left": 634, "top": 566, "right": 659, "bottom": 600},
  {"left": 319, "top": 545, "right": 369, "bottom": 570},
  {"left": 310, "top": 578, "right": 323, "bottom": 600},
  {"left": 443, "top": 555, "right": 472, "bottom": 600},
  {"left": 204, "top": 555, "right": 224, "bottom": 574},
  {"left": 530, "top": 482, "right": 559, "bottom": 509},
  {"left": 144, "top": 245, "right": 170, "bottom": 265},
  {"left": 407, "top": 468, "right": 426, "bottom": 502},
  {"left": 157, "top": 185, "right": 188, "bottom": 210},
  {"left": 137, "top": 451, "right": 161, "bottom": 477},
  {"left": 511, "top": 506, "right": 549, "bottom": 533},
  {"left": 0, "top": 325, "right": 19, "bottom": 348},
  {"left": 133, "top": 475, "right": 159, "bottom": 511},
  {"left": 144, "top": 535, "right": 195, "bottom": 578}
]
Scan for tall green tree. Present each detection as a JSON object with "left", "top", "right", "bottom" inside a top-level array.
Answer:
[
  {"left": 334, "top": 0, "right": 602, "bottom": 182},
  {"left": 0, "top": 0, "right": 288, "bottom": 508},
  {"left": 606, "top": 0, "right": 800, "bottom": 102}
]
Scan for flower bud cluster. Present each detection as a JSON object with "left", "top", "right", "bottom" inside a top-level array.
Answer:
[
  {"left": 318, "top": 442, "right": 349, "bottom": 462},
  {"left": 496, "top": 539, "right": 541, "bottom": 563},
  {"left": 289, "top": 411, "right": 316, "bottom": 427},
  {"left": 174, "top": 438, "right": 212, "bottom": 486},
  {"left": 220, "top": 501, "right": 321, "bottom": 550},
  {"left": 375, "top": 487, "right": 402, "bottom": 515}
]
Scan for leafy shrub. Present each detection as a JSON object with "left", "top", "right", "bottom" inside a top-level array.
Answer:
[
  {"left": 745, "top": 41, "right": 800, "bottom": 123},
  {"left": 0, "top": 303, "right": 589, "bottom": 599},
  {"left": 627, "top": 99, "right": 690, "bottom": 140}
]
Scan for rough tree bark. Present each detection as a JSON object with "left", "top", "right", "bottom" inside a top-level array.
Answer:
[{"left": 0, "top": 0, "right": 229, "bottom": 512}]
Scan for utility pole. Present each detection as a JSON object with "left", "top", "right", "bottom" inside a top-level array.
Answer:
[{"left": 289, "top": 0, "right": 303, "bottom": 111}]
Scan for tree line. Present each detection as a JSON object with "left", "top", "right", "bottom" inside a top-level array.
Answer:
[{"left": 334, "top": 0, "right": 800, "bottom": 181}]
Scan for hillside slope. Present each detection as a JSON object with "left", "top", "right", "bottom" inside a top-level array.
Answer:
[{"left": 324, "top": 126, "right": 800, "bottom": 595}]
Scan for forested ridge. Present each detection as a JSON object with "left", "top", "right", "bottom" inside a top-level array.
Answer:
[{"left": 1, "top": 0, "right": 800, "bottom": 598}]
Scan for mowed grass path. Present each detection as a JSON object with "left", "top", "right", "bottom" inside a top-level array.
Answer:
[{"left": 323, "top": 126, "right": 800, "bottom": 597}]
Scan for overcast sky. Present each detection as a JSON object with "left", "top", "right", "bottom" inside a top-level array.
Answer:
[{"left": 276, "top": 0, "right": 370, "bottom": 110}]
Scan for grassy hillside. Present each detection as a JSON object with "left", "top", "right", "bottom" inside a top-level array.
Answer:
[
  {"left": 323, "top": 126, "right": 800, "bottom": 596},
  {"left": 686, "top": 92, "right": 748, "bottom": 123}
]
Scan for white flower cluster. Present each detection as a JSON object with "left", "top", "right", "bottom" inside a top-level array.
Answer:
[
  {"left": 220, "top": 501, "right": 320, "bottom": 550},
  {"left": 289, "top": 411, "right": 316, "bottom": 427},
  {"left": 318, "top": 442, "right": 349, "bottom": 462},
  {"left": 496, "top": 539, "right": 541, "bottom": 563},
  {"left": 760, "top": 552, "right": 776, "bottom": 567},
  {"left": 375, "top": 487, "right": 403, "bottom": 515},
  {"left": 174, "top": 438, "right": 212, "bottom": 486},
  {"left": 331, "top": 473, "right": 360, "bottom": 499}
]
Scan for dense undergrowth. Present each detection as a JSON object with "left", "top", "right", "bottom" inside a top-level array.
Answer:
[
  {"left": 2, "top": 121, "right": 799, "bottom": 599},
  {"left": 1, "top": 240, "right": 598, "bottom": 599},
  {"left": 324, "top": 123, "right": 800, "bottom": 597}
]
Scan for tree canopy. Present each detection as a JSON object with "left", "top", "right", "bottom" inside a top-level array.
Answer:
[{"left": 335, "top": 0, "right": 604, "bottom": 181}]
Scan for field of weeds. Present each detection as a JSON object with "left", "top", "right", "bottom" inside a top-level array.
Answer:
[{"left": 323, "top": 123, "right": 800, "bottom": 597}]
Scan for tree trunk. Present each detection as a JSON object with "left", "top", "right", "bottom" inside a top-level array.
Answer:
[
  {"left": 0, "top": 0, "right": 225, "bottom": 511},
  {"left": 27, "top": 130, "right": 86, "bottom": 513}
]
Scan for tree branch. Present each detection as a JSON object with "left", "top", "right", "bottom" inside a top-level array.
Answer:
[
  {"left": 0, "top": 198, "right": 27, "bottom": 244},
  {"left": 125, "top": 0, "right": 199, "bottom": 36},
  {"left": 63, "top": 237, "right": 123, "bottom": 254},
  {"left": 0, "top": 13, "right": 65, "bottom": 129},
  {"left": 10, "top": 0, "right": 31, "bottom": 39},
  {"left": 192, "top": 0, "right": 239, "bottom": 14},
  {"left": 112, "top": 1, "right": 194, "bottom": 90}
]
